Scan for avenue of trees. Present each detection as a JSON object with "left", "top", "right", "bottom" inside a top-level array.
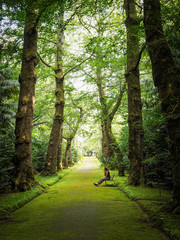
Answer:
[{"left": 0, "top": 0, "right": 179, "bottom": 209}]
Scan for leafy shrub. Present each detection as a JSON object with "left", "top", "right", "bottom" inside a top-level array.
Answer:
[
  {"left": 32, "top": 134, "right": 49, "bottom": 172},
  {"left": 71, "top": 146, "right": 78, "bottom": 163},
  {"left": 0, "top": 126, "right": 15, "bottom": 191},
  {"left": 142, "top": 86, "right": 172, "bottom": 187}
]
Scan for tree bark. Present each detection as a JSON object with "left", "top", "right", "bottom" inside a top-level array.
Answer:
[
  {"left": 69, "top": 144, "right": 73, "bottom": 165},
  {"left": 106, "top": 121, "right": 125, "bottom": 176},
  {"left": 12, "top": 3, "right": 39, "bottom": 191},
  {"left": 44, "top": 6, "right": 64, "bottom": 175},
  {"left": 124, "top": 0, "right": 145, "bottom": 186},
  {"left": 101, "top": 121, "right": 114, "bottom": 161},
  {"left": 64, "top": 138, "right": 72, "bottom": 168},
  {"left": 57, "top": 127, "right": 63, "bottom": 171},
  {"left": 144, "top": 0, "right": 180, "bottom": 205}
]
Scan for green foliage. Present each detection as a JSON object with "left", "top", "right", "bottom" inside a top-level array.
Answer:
[
  {"left": 99, "top": 153, "right": 117, "bottom": 170},
  {"left": 71, "top": 146, "right": 78, "bottom": 163},
  {"left": 142, "top": 78, "right": 172, "bottom": 187},
  {"left": 161, "top": 0, "right": 180, "bottom": 62},
  {"left": 118, "top": 124, "right": 129, "bottom": 168},
  {"left": 32, "top": 134, "right": 49, "bottom": 172},
  {"left": 98, "top": 152, "right": 129, "bottom": 170},
  {"left": 36, "top": 173, "right": 62, "bottom": 187},
  {"left": 0, "top": 127, "right": 15, "bottom": 191},
  {"left": 0, "top": 71, "right": 19, "bottom": 191}
]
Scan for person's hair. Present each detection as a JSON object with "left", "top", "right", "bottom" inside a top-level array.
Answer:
[{"left": 104, "top": 167, "right": 108, "bottom": 171}]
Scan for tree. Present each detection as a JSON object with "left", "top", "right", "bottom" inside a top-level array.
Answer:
[
  {"left": 43, "top": 3, "right": 65, "bottom": 175},
  {"left": 144, "top": 0, "right": 180, "bottom": 206},
  {"left": 124, "top": 0, "right": 145, "bottom": 186},
  {"left": 12, "top": 1, "right": 41, "bottom": 191},
  {"left": 96, "top": 63, "right": 126, "bottom": 175},
  {"left": 11, "top": 0, "right": 56, "bottom": 190}
]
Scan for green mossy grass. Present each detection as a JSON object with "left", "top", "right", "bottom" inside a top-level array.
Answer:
[
  {"left": 0, "top": 158, "right": 171, "bottom": 240},
  {"left": 0, "top": 189, "right": 42, "bottom": 218},
  {"left": 0, "top": 166, "right": 76, "bottom": 218},
  {"left": 115, "top": 174, "right": 180, "bottom": 240}
]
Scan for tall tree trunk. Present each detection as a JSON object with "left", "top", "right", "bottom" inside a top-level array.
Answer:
[
  {"left": 124, "top": 0, "right": 145, "bottom": 186},
  {"left": 97, "top": 70, "right": 114, "bottom": 162},
  {"left": 144, "top": 0, "right": 180, "bottom": 205},
  {"left": 12, "top": 3, "right": 39, "bottom": 191},
  {"left": 57, "top": 127, "right": 63, "bottom": 171},
  {"left": 64, "top": 138, "right": 72, "bottom": 168},
  {"left": 106, "top": 122, "right": 124, "bottom": 176},
  {"left": 69, "top": 144, "right": 73, "bottom": 166},
  {"left": 44, "top": 6, "right": 64, "bottom": 175},
  {"left": 101, "top": 121, "right": 114, "bottom": 161}
]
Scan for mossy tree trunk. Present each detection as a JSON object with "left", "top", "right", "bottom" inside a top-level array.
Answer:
[
  {"left": 144, "top": 0, "right": 180, "bottom": 205},
  {"left": 96, "top": 68, "right": 126, "bottom": 175},
  {"left": 64, "top": 138, "right": 72, "bottom": 168},
  {"left": 124, "top": 0, "right": 145, "bottom": 186},
  {"left": 101, "top": 121, "right": 114, "bottom": 161},
  {"left": 106, "top": 121, "right": 125, "bottom": 176},
  {"left": 69, "top": 144, "right": 73, "bottom": 165},
  {"left": 57, "top": 127, "right": 63, "bottom": 171},
  {"left": 12, "top": 3, "right": 40, "bottom": 191},
  {"left": 44, "top": 6, "right": 64, "bottom": 175}
]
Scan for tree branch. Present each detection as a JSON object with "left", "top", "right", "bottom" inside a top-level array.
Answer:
[
  {"left": 37, "top": 52, "right": 52, "bottom": 68},
  {"left": 109, "top": 81, "right": 127, "bottom": 121},
  {"left": 78, "top": 16, "right": 93, "bottom": 35},
  {"left": 125, "top": 41, "right": 147, "bottom": 77},
  {"left": 33, "top": 121, "right": 48, "bottom": 127},
  {"left": 63, "top": 52, "right": 94, "bottom": 77},
  {"left": 81, "top": 69, "right": 96, "bottom": 81},
  {"left": 39, "top": 37, "right": 56, "bottom": 45}
]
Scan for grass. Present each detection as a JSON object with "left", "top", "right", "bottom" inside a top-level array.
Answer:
[
  {"left": 0, "top": 158, "right": 169, "bottom": 240},
  {"left": 0, "top": 160, "right": 179, "bottom": 240},
  {"left": 0, "top": 166, "right": 76, "bottom": 218},
  {"left": 114, "top": 173, "right": 180, "bottom": 240}
]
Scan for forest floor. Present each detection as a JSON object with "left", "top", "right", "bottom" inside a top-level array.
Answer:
[{"left": 0, "top": 157, "right": 176, "bottom": 240}]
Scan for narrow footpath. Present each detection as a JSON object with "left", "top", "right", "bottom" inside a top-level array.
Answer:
[{"left": 0, "top": 157, "right": 168, "bottom": 240}]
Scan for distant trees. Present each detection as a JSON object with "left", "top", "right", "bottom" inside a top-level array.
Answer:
[{"left": 63, "top": 105, "right": 83, "bottom": 168}]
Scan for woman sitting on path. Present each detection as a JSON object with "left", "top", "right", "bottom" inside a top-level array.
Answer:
[{"left": 94, "top": 167, "right": 110, "bottom": 186}]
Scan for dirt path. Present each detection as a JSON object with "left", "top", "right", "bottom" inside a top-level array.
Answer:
[{"left": 0, "top": 157, "right": 168, "bottom": 240}]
